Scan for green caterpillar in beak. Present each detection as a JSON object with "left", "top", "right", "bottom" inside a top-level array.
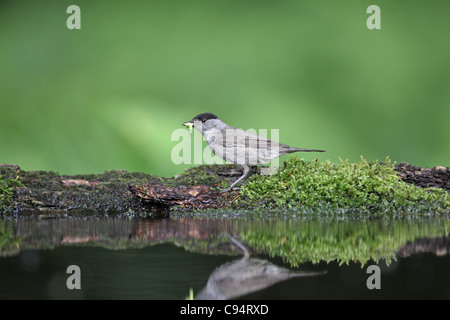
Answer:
[{"left": 182, "top": 121, "right": 194, "bottom": 133}]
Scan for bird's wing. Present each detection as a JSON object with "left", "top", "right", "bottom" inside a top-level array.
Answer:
[
  {"left": 214, "top": 128, "right": 284, "bottom": 165},
  {"left": 216, "top": 128, "right": 274, "bottom": 148}
]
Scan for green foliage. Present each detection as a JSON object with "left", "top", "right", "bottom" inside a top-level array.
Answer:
[
  {"left": 240, "top": 157, "right": 449, "bottom": 214},
  {"left": 0, "top": 174, "right": 19, "bottom": 213},
  {"left": 185, "top": 288, "right": 194, "bottom": 300}
]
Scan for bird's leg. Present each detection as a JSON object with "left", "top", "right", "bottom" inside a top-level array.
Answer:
[
  {"left": 229, "top": 235, "right": 250, "bottom": 259},
  {"left": 220, "top": 165, "right": 251, "bottom": 192}
]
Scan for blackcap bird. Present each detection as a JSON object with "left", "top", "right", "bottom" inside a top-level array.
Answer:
[{"left": 183, "top": 113, "right": 325, "bottom": 191}]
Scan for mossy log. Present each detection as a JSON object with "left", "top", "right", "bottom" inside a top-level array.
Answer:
[
  {"left": 0, "top": 163, "right": 244, "bottom": 216},
  {"left": 0, "top": 162, "right": 448, "bottom": 217}
]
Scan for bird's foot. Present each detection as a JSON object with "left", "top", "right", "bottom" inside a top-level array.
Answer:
[{"left": 217, "top": 165, "right": 251, "bottom": 192}]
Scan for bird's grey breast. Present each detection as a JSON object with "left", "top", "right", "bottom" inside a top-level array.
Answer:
[{"left": 203, "top": 128, "right": 223, "bottom": 153}]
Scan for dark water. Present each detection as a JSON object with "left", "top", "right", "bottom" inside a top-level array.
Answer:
[{"left": 1, "top": 215, "right": 449, "bottom": 299}]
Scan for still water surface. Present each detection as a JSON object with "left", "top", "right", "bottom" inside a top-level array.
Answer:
[{"left": 1, "top": 214, "right": 449, "bottom": 299}]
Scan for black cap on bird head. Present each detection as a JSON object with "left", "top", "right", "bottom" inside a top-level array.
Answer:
[
  {"left": 182, "top": 113, "right": 218, "bottom": 129},
  {"left": 192, "top": 113, "right": 218, "bottom": 122}
]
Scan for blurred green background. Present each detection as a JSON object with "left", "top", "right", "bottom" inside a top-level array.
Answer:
[{"left": 1, "top": 0, "right": 449, "bottom": 177}]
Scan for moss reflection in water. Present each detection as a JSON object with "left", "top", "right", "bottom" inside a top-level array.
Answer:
[
  {"left": 240, "top": 217, "right": 450, "bottom": 267},
  {"left": 0, "top": 223, "right": 21, "bottom": 256},
  {"left": 1, "top": 216, "right": 449, "bottom": 268}
]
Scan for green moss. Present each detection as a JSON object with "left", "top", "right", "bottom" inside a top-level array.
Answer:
[
  {"left": 0, "top": 165, "right": 166, "bottom": 215},
  {"left": 2, "top": 158, "right": 448, "bottom": 216},
  {"left": 0, "top": 174, "right": 22, "bottom": 214},
  {"left": 0, "top": 175, "right": 12, "bottom": 213},
  {"left": 164, "top": 164, "right": 235, "bottom": 187},
  {"left": 240, "top": 156, "right": 449, "bottom": 214},
  {"left": 70, "top": 170, "right": 162, "bottom": 185}
]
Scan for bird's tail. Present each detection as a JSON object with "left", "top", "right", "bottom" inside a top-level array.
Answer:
[{"left": 290, "top": 148, "right": 326, "bottom": 153}]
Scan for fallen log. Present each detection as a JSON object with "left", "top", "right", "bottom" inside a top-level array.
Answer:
[
  {"left": 129, "top": 184, "right": 223, "bottom": 209},
  {"left": 0, "top": 162, "right": 448, "bottom": 216}
]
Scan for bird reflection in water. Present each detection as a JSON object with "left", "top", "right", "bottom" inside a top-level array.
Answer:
[{"left": 195, "top": 236, "right": 326, "bottom": 300}]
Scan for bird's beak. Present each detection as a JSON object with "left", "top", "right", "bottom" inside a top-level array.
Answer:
[{"left": 182, "top": 121, "right": 194, "bottom": 133}]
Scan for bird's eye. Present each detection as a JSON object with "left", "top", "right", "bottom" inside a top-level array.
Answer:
[{"left": 202, "top": 119, "right": 206, "bottom": 123}]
